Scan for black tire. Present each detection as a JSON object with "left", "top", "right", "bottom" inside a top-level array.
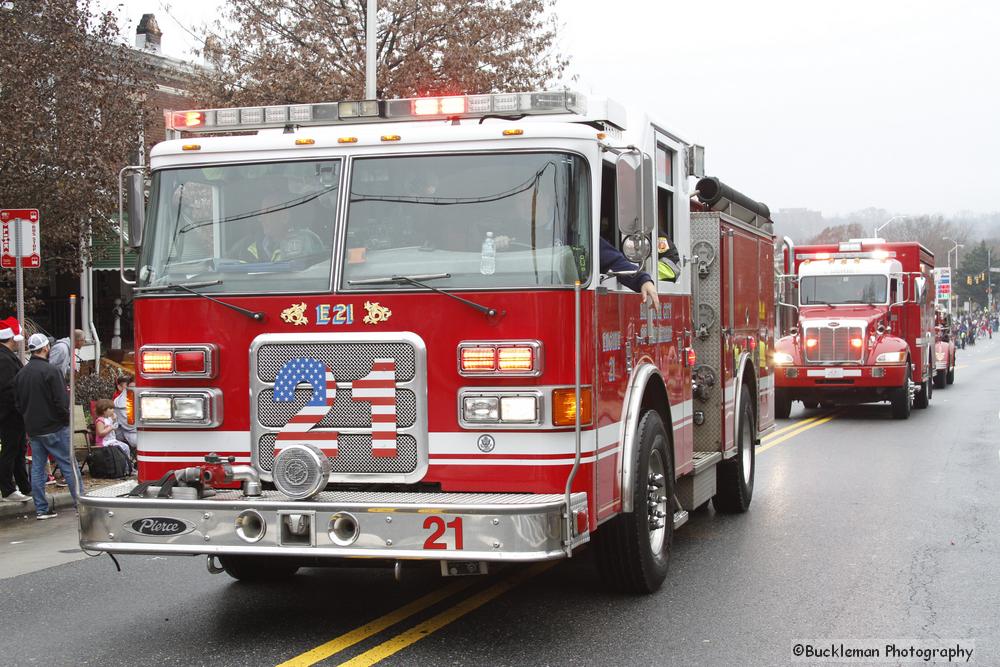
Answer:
[
  {"left": 890, "top": 365, "right": 912, "bottom": 420},
  {"left": 802, "top": 401, "right": 819, "bottom": 410},
  {"left": 593, "top": 410, "right": 673, "bottom": 594},
  {"left": 933, "top": 370, "right": 946, "bottom": 389},
  {"left": 714, "top": 389, "right": 755, "bottom": 514},
  {"left": 914, "top": 363, "right": 931, "bottom": 409},
  {"left": 218, "top": 556, "right": 300, "bottom": 582},
  {"left": 774, "top": 389, "right": 791, "bottom": 419},
  {"left": 947, "top": 366, "right": 955, "bottom": 385}
]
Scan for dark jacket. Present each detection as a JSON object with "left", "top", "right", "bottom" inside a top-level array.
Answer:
[
  {"left": 599, "top": 237, "right": 653, "bottom": 292},
  {"left": 14, "top": 355, "right": 69, "bottom": 437},
  {"left": 0, "top": 345, "right": 23, "bottom": 425}
]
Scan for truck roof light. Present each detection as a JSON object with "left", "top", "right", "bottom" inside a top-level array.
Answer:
[
  {"left": 380, "top": 134, "right": 401, "bottom": 142},
  {"left": 337, "top": 136, "right": 358, "bottom": 144},
  {"left": 502, "top": 129, "right": 524, "bottom": 136},
  {"left": 838, "top": 242, "right": 862, "bottom": 252},
  {"left": 294, "top": 138, "right": 315, "bottom": 145},
  {"left": 872, "top": 249, "right": 890, "bottom": 260},
  {"left": 181, "top": 144, "right": 201, "bottom": 151},
  {"left": 165, "top": 91, "right": 587, "bottom": 133}
]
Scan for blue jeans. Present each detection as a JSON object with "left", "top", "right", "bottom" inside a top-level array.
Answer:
[{"left": 30, "top": 427, "right": 80, "bottom": 514}]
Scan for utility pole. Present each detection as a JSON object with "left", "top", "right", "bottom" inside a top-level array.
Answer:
[{"left": 365, "top": 0, "right": 377, "bottom": 99}]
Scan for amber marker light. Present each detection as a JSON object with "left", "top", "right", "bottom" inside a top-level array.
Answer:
[
  {"left": 552, "top": 387, "right": 593, "bottom": 427},
  {"left": 140, "top": 350, "right": 173, "bottom": 374},
  {"left": 381, "top": 134, "right": 401, "bottom": 142},
  {"left": 181, "top": 144, "right": 201, "bottom": 151},
  {"left": 502, "top": 129, "right": 524, "bottom": 136},
  {"left": 337, "top": 136, "right": 358, "bottom": 144},
  {"left": 126, "top": 389, "right": 135, "bottom": 426},
  {"left": 294, "top": 138, "right": 316, "bottom": 145}
]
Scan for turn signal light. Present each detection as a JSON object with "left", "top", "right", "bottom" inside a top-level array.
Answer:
[
  {"left": 552, "top": 387, "right": 593, "bottom": 427},
  {"left": 850, "top": 338, "right": 864, "bottom": 349},
  {"left": 126, "top": 388, "right": 135, "bottom": 426},
  {"left": 497, "top": 347, "right": 534, "bottom": 372},
  {"left": 140, "top": 350, "right": 173, "bottom": 374},
  {"left": 460, "top": 347, "right": 496, "bottom": 372}
]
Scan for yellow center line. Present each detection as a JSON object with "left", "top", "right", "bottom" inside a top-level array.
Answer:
[
  {"left": 276, "top": 577, "right": 478, "bottom": 667},
  {"left": 762, "top": 415, "right": 819, "bottom": 441},
  {"left": 757, "top": 412, "right": 837, "bottom": 455},
  {"left": 337, "top": 562, "right": 555, "bottom": 667}
]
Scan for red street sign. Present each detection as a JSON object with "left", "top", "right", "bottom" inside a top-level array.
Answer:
[{"left": 0, "top": 209, "right": 41, "bottom": 268}]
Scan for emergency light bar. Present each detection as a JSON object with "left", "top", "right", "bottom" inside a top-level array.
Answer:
[
  {"left": 165, "top": 90, "right": 586, "bottom": 134},
  {"left": 798, "top": 251, "right": 897, "bottom": 261}
]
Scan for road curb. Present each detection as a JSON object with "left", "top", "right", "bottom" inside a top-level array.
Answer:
[{"left": 0, "top": 489, "right": 76, "bottom": 522}]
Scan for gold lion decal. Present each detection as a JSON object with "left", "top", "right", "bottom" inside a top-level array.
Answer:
[
  {"left": 281, "top": 302, "right": 309, "bottom": 326},
  {"left": 363, "top": 301, "right": 392, "bottom": 325}
]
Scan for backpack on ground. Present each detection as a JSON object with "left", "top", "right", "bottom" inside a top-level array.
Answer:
[{"left": 86, "top": 446, "right": 130, "bottom": 479}]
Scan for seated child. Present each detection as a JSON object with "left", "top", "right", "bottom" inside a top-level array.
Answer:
[{"left": 94, "top": 398, "right": 134, "bottom": 474}]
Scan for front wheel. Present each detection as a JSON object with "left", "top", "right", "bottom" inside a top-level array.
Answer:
[
  {"left": 914, "top": 364, "right": 931, "bottom": 409},
  {"left": 947, "top": 365, "right": 955, "bottom": 385},
  {"left": 714, "top": 388, "right": 755, "bottom": 514},
  {"left": 593, "top": 410, "right": 673, "bottom": 594},
  {"left": 802, "top": 400, "right": 819, "bottom": 410},
  {"left": 890, "top": 365, "right": 912, "bottom": 420},
  {"left": 218, "top": 556, "right": 300, "bottom": 582},
  {"left": 774, "top": 389, "right": 791, "bottom": 419}
]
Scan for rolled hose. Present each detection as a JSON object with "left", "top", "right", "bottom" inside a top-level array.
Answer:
[{"left": 696, "top": 176, "right": 771, "bottom": 221}]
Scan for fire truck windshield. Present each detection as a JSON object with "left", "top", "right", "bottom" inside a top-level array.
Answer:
[
  {"left": 340, "top": 152, "right": 591, "bottom": 290},
  {"left": 800, "top": 274, "right": 889, "bottom": 305},
  {"left": 137, "top": 159, "right": 342, "bottom": 293}
]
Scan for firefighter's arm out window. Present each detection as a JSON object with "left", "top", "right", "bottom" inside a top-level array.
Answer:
[{"left": 341, "top": 152, "right": 591, "bottom": 290}]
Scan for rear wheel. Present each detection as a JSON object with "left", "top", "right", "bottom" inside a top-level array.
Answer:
[
  {"left": 774, "top": 389, "right": 791, "bottom": 419},
  {"left": 890, "top": 365, "right": 912, "bottom": 420},
  {"left": 947, "top": 365, "right": 955, "bottom": 385},
  {"left": 714, "top": 389, "right": 755, "bottom": 514},
  {"left": 218, "top": 556, "right": 300, "bottom": 582},
  {"left": 802, "top": 401, "right": 819, "bottom": 410},
  {"left": 594, "top": 410, "right": 673, "bottom": 594},
  {"left": 933, "top": 369, "right": 946, "bottom": 389}
]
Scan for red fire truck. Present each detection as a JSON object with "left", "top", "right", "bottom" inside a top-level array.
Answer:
[
  {"left": 933, "top": 309, "right": 957, "bottom": 388},
  {"left": 81, "top": 91, "right": 775, "bottom": 593},
  {"left": 774, "top": 239, "right": 935, "bottom": 419}
]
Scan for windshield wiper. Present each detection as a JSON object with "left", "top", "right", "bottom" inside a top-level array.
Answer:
[
  {"left": 349, "top": 273, "right": 502, "bottom": 318},
  {"left": 133, "top": 280, "right": 265, "bottom": 321}
]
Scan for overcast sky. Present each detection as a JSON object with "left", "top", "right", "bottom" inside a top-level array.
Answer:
[{"left": 102, "top": 0, "right": 1000, "bottom": 217}]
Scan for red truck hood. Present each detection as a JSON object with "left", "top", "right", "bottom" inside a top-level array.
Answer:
[{"left": 798, "top": 304, "right": 887, "bottom": 330}]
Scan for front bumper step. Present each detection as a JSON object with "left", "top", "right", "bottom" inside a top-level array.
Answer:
[{"left": 79, "top": 482, "right": 589, "bottom": 562}]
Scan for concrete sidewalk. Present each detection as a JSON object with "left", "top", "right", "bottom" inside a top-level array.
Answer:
[{"left": 0, "top": 487, "right": 77, "bottom": 521}]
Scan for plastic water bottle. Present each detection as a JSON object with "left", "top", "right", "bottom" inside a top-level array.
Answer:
[{"left": 480, "top": 232, "right": 496, "bottom": 275}]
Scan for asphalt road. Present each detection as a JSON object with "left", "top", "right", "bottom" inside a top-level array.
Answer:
[{"left": 2, "top": 338, "right": 998, "bottom": 666}]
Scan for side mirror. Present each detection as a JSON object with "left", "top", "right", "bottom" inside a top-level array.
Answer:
[
  {"left": 125, "top": 171, "right": 145, "bottom": 249},
  {"left": 913, "top": 276, "right": 927, "bottom": 302},
  {"left": 621, "top": 232, "right": 651, "bottom": 264},
  {"left": 615, "top": 151, "right": 646, "bottom": 235}
]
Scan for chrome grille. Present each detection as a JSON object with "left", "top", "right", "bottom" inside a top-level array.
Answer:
[
  {"left": 257, "top": 387, "right": 417, "bottom": 428},
  {"left": 257, "top": 433, "right": 419, "bottom": 474},
  {"left": 250, "top": 333, "right": 427, "bottom": 484},
  {"left": 804, "top": 326, "right": 864, "bottom": 363},
  {"left": 256, "top": 342, "right": 416, "bottom": 382}
]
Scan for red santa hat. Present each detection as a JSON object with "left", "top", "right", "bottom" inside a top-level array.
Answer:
[{"left": 0, "top": 317, "right": 24, "bottom": 342}]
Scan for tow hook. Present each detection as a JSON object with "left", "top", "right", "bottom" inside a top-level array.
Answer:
[{"left": 207, "top": 555, "right": 225, "bottom": 575}]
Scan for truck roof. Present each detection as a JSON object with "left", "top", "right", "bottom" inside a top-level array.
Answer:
[{"left": 793, "top": 239, "right": 934, "bottom": 271}]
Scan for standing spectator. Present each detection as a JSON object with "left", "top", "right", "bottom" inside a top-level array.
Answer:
[
  {"left": 48, "top": 329, "right": 86, "bottom": 384},
  {"left": 112, "top": 374, "right": 137, "bottom": 454},
  {"left": 0, "top": 317, "right": 30, "bottom": 503},
  {"left": 14, "top": 333, "right": 80, "bottom": 519}
]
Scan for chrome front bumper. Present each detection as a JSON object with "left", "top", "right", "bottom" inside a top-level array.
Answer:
[{"left": 79, "top": 482, "right": 589, "bottom": 562}]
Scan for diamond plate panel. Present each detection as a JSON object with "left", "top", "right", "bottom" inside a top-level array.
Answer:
[
  {"left": 257, "top": 433, "right": 418, "bottom": 474},
  {"left": 257, "top": 387, "right": 417, "bottom": 428},
  {"left": 256, "top": 343, "right": 416, "bottom": 382},
  {"left": 690, "top": 212, "right": 724, "bottom": 453}
]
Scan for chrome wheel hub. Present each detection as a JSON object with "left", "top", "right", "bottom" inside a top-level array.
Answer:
[{"left": 646, "top": 448, "right": 668, "bottom": 552}]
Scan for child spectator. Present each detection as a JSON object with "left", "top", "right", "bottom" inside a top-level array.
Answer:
[{"left": 94, "top": 399, "right": 134, "bottom": 474}]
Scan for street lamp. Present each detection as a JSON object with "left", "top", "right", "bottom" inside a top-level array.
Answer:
[
  {"left": 943, "top": 237, "right": 963, "bottom": 269},
  {"left": 874, "top": 215, "right": 909, "bottom": 239}
]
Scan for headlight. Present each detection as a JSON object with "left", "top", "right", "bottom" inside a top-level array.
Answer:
[
  {"left": 172, "top": 396, "right": 206, "bottom": 420},
  {"left": 140, "top": 396, "right": 172, "bottom": 420},
  {"left": 773, "top": 352, "right": 794, "bottom": 365},
  {"left": 463, "top": 396, "right": 499, "bottom": 422},
  {"left": 499, "top": 396, "right": 538, "bottom": 422},
  {"left": 876, "top": 351, "right": 906, "bottom": 363},
  {"left": 460, "top": 392, "right": 541, "bottom": 427}
]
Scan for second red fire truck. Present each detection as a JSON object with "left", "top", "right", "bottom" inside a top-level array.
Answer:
[
  {"left": 774, "top": 239, "right": 936, "bottom": 419},
  {"left": 80, "top": 90, "right": 776, "bottom": 593}
]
